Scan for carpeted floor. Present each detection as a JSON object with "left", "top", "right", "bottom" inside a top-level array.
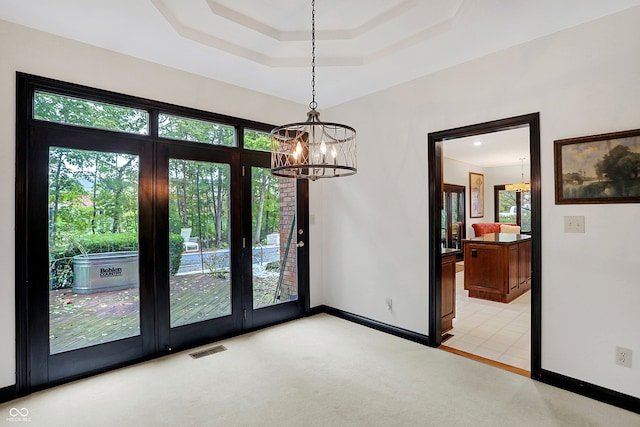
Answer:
[{"left": 1, "top": 314, "right": 638, "bottom": 426}]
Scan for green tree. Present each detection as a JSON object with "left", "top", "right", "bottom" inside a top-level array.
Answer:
[
  {"left": 49, "top": 148, "right": 94, "bottom": 248},
  {"left": 35, "top": 92, "right": 147, "bottom": 133},
  {"left": 596, "top": 145, "right": 640, "bottom": 180}
]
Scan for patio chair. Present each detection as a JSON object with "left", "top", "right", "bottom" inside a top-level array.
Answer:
[{"left": 180, "top": 228, "right": 199, "bottom": 252}]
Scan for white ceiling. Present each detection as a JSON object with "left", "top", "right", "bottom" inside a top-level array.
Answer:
[
  {"left": 443, "top": 127, "right": 530, "bottom": 168},
  {"left": 1, "top": 0, "right": 640, "bottom": 109}
]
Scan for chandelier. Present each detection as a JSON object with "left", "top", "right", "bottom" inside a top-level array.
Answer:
[
  {"left": 270, "top": 0, "right": 357, "bottom": 181},
  {"left": 505, "top": 157, "right": 531, "bottom": 192}
]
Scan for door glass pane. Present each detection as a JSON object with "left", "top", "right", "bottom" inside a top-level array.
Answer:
[
  {"left": 451, "top": 194, "right": 460, "bottom": 223},
  {"left": 441, "top": 206, "right": 448, "bottom": 248},
  {"left": 521, "top": 191, "right": 532, "bottom": 233},
  {"left": 169, "top": 159, "right": 231, "bottom": 327},
  {"left": 451, "top": 191, "right": 463, "bottom": 248},
  {"left": 497, "top": 189, "right": 518, "bottom": 223},
  {"left": 48, "top": 148, "right": 140, "bottom": 354},
  {"left": 442, "top": 188, "right": 464, "bottom": 249},
  {"left": 244, "top": 129, "right": 271, "bottom": 152},
  {"left": 251, "top": 167, "right": 298, "bottom": 309}
]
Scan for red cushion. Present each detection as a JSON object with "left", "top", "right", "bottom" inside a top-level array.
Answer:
[{"left": 472, "top": 223, "right": 516, "bottom": 236}]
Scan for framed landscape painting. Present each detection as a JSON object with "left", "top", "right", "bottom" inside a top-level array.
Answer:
[
  {"left": 554, "top": 129, "right": 640, "bottom": 204},
  {"left": 469, "top": 172, "right": 484, "bottom": 217}
]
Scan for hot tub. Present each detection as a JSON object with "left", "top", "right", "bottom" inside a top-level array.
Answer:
[{"left": 73, "top": 251, "right": 139, "bottom": 294}]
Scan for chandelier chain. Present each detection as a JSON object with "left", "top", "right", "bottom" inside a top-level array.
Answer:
[
  {"left": 310, "top": 0, "right": 317, "bottom": 110},
  {"left": 269, "top": 0, "right": 356, "bottom": 180}
]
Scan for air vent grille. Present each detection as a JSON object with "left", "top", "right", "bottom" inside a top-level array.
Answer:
[{"left": 189, "top": 345, "right": 227, "bottom": 359}]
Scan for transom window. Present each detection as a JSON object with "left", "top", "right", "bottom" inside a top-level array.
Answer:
[
  {"left": 34, "top": 91, "right": 149, "bottom": 135},
  {"left": 159, "top": 113, "right": 236, "bottom": 146}
]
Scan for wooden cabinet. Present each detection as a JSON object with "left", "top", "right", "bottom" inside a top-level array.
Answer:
[
  {"left": 463, "top": 233, "right": 531, "bottom": 303},
  {"left": 441, "top": 249, "right": 458, "bottom": 333}
]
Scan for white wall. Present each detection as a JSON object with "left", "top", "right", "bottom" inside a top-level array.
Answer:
[
  {"left": 0, "top": 20, "right": 312, "bottom": 388},
  {"left": 320, "top": 7, "right": 640, "bottom": 398}
]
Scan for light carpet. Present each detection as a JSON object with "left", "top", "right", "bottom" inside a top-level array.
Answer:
[{"left": 1, "top": 313, "right": 638, "bottom": 426}]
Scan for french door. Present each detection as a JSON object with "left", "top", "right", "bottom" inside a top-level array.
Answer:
[
  {"left": 27, "top": 127, "right": 156, "bottom": 386},
  {"left": 17, "top": 74, "right": 309, "bottom": 390},
  {"left": 242, "top": 151, "right": 309, "bottom": 329}
]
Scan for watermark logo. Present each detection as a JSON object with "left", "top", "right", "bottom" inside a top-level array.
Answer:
[{"left": 6, "top": 407, "right": 31, "bottom": 423}]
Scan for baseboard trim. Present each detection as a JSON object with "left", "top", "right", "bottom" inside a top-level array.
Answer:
[
  {"left": 0, "top": 384, "right": 17, "bottom": 404},
  {"left": 537, "top": 369, "right": 640, "bottom": 415},
  {"left": 310, "top": 305, "right": 430, "bottom": 346}
]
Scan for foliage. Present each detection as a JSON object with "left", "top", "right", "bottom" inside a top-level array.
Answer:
[
  {"left": 34, "top": 91, "right": 148, "bottom": 134},
  {"left": 497, "top": 189, "right": 531, "bottom": 232},
  {"left": 244, "top": 129, "right": 271, "bottom": 151},
  {"left": 251, "top": 167, "right": 280, "bottom": 244},
  {"left": 203, "top": 252, "right": 230, "bottom": 279},
  {"left": 75, "top": 232, "right": 139, "bottom": 252},
  {"left": 265, "top": 261, "right": 280, "bottom": 272},
  {"left": 595, "top": 145, "right": 640, "bottom": 181},
  {"left": 49, "top": 148, "right": 139, "bottom": 248},
  {"left": 169, "top": 234, "right": 184, "bottom": 276},
  {"left": 159, "top": 114, "right": 235, "bottom": 146},
  {"left": 169, "top": 159, "right": 232, "bottom": 250}
]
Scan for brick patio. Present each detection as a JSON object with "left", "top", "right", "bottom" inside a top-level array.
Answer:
[{"left": 49, "top": 273, "right": 289, "bottom": 354}]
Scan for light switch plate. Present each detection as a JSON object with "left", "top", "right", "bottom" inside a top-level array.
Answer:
[{"left": 564, "top": 216, "right": 585, "bottom": 233}]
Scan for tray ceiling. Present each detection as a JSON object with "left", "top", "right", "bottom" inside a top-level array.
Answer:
[{"left": 1, "top": 0, "right": 639, "bottom": 107}]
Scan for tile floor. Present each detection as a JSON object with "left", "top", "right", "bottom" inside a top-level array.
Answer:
[{"left": 444, "top": 270, "right": 531, "bottom": 371}]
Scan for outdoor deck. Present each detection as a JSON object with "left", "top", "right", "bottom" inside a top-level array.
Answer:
[{"left": 49, "top": 273, "right": 282, "bottom": 354}]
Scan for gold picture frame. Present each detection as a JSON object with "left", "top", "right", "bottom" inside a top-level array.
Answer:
[{"left": 469, "top": 172, "right": 484, "bottom": 218}]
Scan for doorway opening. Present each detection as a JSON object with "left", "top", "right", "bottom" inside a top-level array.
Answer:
[{"left": 427, "top": 113, "right": 541, "bottom": 379}]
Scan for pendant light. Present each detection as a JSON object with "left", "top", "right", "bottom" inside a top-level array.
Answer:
[
  {"left": 270, "top": 0, "right": 357, "bottom": 181},
  {"left": 505, "top": 157, "right": 531, "bottom": 192}
]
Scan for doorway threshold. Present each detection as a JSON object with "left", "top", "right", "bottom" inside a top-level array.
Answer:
[{"left": 439, "top": 345, "right": 530, "bottom": 378}]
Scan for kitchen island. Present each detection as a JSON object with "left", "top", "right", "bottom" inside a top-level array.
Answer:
[{"left": 463, "top": 233, "right": 531, "bottom": 303}]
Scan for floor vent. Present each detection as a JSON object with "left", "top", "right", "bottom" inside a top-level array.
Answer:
[{"left": 189, "top": 345, "right": 227, "bottom": 359}]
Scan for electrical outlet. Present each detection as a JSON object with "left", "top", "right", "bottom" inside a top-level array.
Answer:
[
  {"left": 385, "top": 298, "right": 392, "bottom": 310},
  {"left": 616, "top": 346, "right": 632, "bottom": 368}
]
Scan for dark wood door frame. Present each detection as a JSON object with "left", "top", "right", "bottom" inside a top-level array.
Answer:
[
  {"left": 15, "top": 72, "right": 311, "bottom": 394},
  {"left": 427, "top": 113, "right": 541, "bottom": 379}
]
